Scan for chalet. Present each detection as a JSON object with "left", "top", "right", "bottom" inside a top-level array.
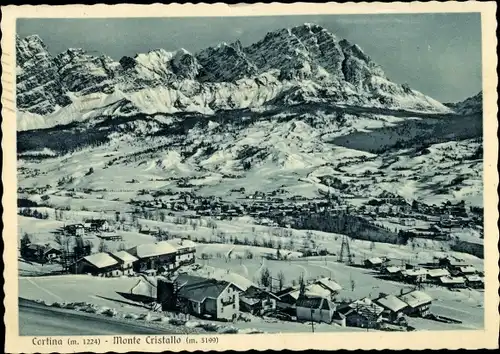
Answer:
[
  {"left": 426, "top": 268, "right": 450, "bottom": 283},
  {"left": 277, "top": 284, "right": 333, "bottom": 305},
  {"left": 64, "top": 224, "right": 85, "bottom": 236},
  {"left": 380, "top": 266, "right": 403, "bottom": 279},
  {"left": 84, "top": 219, "right": 110, "bottom": 232},
  {"left": 43, "top": 246, "right": 62, "bottom": 262},
  {"left": 457, "top": 265, "right": 477, "bottom": 276},
  {"left": 374, "top": 294, "right": 408, "bottom": 322},
  {"left": 398, "top": 290, "right": 432, "bottom": 317},
  {"left": 274, "top": 287, "right": 298, "bottom": 305},
  {"left": 127, "top": 241, "right": 178, "bottom": 273},
  {"left": 296, "top": 296, "right": 335, "bottom": 324},
  {"left": 160, "top": 274, "right": 240, "bottom": 321},
  {"left": 73, "top": 252, "right": 121, "bottom": 277},
  {"left": 109, "top": 251, "right": 138, "bottom": 276},
  {"left": 401, "top": 268, "right": 427, "bottom": 284},
  {"left": 240, "top": 286, "right": 279, "bottom": 315},
  {"left": 338, "top": 298, "right": 384, "bottom": 329},
  {"left": 439, "top": 276, "right": 466, "bottom": 289},
  {"left": 166, "top": 238, "right": 196, "bottom": 267},
  {"left": 364, "top": 257, "right": 385, "bottom": 269},
  {"left": 313, "top": 278, "right": 342, "bottom": 299},
  {"left": 465, "top": 275, "right": 484, "bottom": 289},
  {"left": 21, "top": 243, "right": 61, "bottom": 263}
]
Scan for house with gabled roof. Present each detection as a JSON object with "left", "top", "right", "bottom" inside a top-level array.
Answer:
[
  {"left": 109, "top": 251, "right": 138, "bottom": 275},
  {"left": 314, "top": 277, "right": 342, "bottom": 299},
  {"left": 338, "top": 297, "right": 384, "bottom": 329},
  {"left": 397, "top": 290, "right": 433, "bottom": 317},
  {"left": 73, "top": 252, "right": 121, "bottom": 277},
  {"left": 374, "top": 293, "right": 408, "bottom": 322},
  {"left": 296, "top": 296, "right": 335, "bottom": 323},
  {"left": 439, "top": 276, "right": 466, "bottom": 289},
  {"left": 465, "top": 274, "right": 484, "bottom": 289},
  {"left": 169, "top": 274, "right": 240, "bottom": 321},
  {"left": 128, "top": 241, "right": 178, "bottom": 274},
  {"left": 240, "top": 286, "right": 279, "bottom": 315},
  {"left": 426, "top": 268, "right": 450, "bottom": 283},
  {"left": 84, "top": 219, "right": 110, "bottom": 232}
]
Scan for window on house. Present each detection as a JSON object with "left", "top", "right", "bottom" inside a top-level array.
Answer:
[
  {"left": 233, "top": 303, "right": 236, "bottom": 309},
  {"left": 221, "top": 307, "right": 224, "bottom": 313}
]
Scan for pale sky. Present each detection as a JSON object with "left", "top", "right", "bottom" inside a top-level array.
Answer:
[{"left": 17, "top": 13, "right": 482, "bottom": 103}]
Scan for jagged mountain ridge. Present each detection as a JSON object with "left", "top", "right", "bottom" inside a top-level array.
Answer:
[
  {"left": 445, "top": 91, "right": 483, "bottom": 115},
  {"left": 17, "top": 23, "right": 452, "bottom": 129}
]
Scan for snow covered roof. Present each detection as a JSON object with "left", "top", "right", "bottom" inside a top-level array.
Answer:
[
  {"left": 296, "top": 297, "right": 328, "bottom": 309},
  {"left": 458, "top": 266, "right": 476, "bottom": 274},
  {"left": 316, "top": 277, "right": 342, "bottom": 292},
  {"left": 366, "top": 257, "right": 383, "bottom": 265},
  {"left": 305, "top": 284, "right": 333, "bottom": 298},
  {"left": 83, "top": 253, "right": 118, "bottom": 269},
  {"left": 398, "top": 290, "right": 432, "bottom": 308},
  {"left": 348, "top": 298, "right": 384, "bottom": 316},
  {"left": 374, "top": 295, "right": 408, "bottom": 313},
  {"left": 439, "top": 276, "right": 466, "bottom": 284},
  {"left": 177, "top": 278, "right": 232, "bottom": 303},
  {"left": 129, "top": 241, "right": 178, "bottom": 258},
  {"left": 465, "top": 275, "right": 483, "bottom": 282},
  {"left": 427, "top": 268, "right": 450, "bottom": 278},
  {"left": 110, "top": 251, "right": 138, "bottom": 263},
  {"left": 241, "top": 286, "right": 280, "bottom": 300},
  {"left": 166, "top": 238, "right": 197, "bottom": 249},
  {"left": 384, "top": 266, "right": 402, "bottom": 274},
  {"left": 402, "top": 268, "right": 428, "bottom": 277},
  {"left": 188, "top": 266, "right": 255, "bottom": 291}
]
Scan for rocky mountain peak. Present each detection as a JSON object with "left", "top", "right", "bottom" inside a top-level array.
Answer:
[
  {"left": 16, "top": 34, "right": 50, "bottom": 66},
  {"left": 445, "top": 91, "right": 483, "bottom": 115},
  {"left": 196, "top": 40, "right": 258, "bottom": 82},
  {"left": 16, "top": 25, "right": 452, "bottom": 119}
]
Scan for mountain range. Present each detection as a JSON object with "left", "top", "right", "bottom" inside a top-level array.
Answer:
[{"left": 16, "top": 23, "right": 470, "bottom": 131}]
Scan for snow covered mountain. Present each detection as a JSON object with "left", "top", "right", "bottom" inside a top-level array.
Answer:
[
  {"left": 445, "top": 91, "right": 483, "bottom": 115},
  {"left": 16, "top": 23, "right": 453, "bottom": 131}
]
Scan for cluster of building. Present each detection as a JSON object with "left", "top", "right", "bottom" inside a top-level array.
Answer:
[
  {"left": 64, "top": 219, "right": 111, "bottom": 236},
  {"left": 154, "top": 274, "right": 341, "bottom": 323},
  {"left": 20, "top": 242, "right": 63, "bottom": 264},
  {"left": 71, "top": 238, "right": 196, "bottom": 277},
  {"left": 365, "top": 256, "right": 484, "bottom": 290},
  {"left": 150, "top": 265, "right": 433, "bottom": 331},
  {"left": 130, "top": 190, "right": 342, "bottom": 220}
]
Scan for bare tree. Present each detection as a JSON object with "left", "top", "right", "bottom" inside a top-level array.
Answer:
[
  {"left": 277, "top": 271, "right": 285, "bottom": 290},
  {"left": 260, "top": 267, "right": 271, "bottom": 288},
  {"left": 299, "top": 273, "right": 306, "bottom": 295},
  {"left": 98, "top": 240, "right": 108, "bottom": 253}
]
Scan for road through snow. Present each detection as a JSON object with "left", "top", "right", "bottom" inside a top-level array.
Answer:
[{"left": 19, "top": 298, "right": 168, "bottom": 336}]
